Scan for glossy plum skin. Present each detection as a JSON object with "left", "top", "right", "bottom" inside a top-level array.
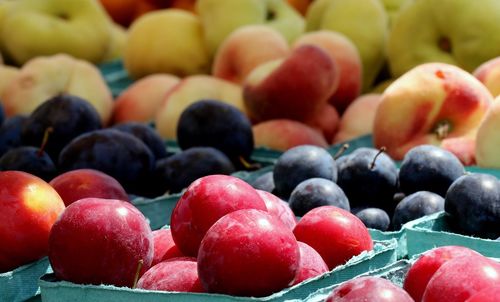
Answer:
[
  {"left": 256, "top": 190, "right": 297, "bottom": 230},
  {"left": 137, "top": 259, "right": 204, "bottom": 293},
  {"left": 445, "top": 173, "right": 500, "bottom": 239},
  {"left": 58, "top": 129, "right": 155, "bottom": 196},
  {"left": 291, "top": 241, "right": 329, "bottom": 285},
  {"left": 289, "top": 178, "right": 350, "bottom": 217},
  {"left": 325, "top": 276, "right": 414, "bottom": 302},
  {"left": 49, "top": 169, "right": 129, "bottom": 206},
  {"left": 465, "top": 286, "right": 500, "bottom": 302},
  {"left": 153, "top": 147, "right": 235, "bottom": 195},
  {"left": 151, "top": 228, "right": 183, "bottom": 266},
  {"left": 273, "top": 145, "right": 337, "bottom": 199},
  {"left": 354, "top": 208, "right": 391, "bottom": 231},
  {"left": 21, "top": 94, "right": 102, "bottom": 161},
  {"left": 251, "top": 171, "right": 275, "bottom": 193},
  {"left": 197, "top": 209, "right": 300, "bottom": 297},
  {"left": 0, "top": 146, "right": 57, "bottom": 181},
  {"left": 392, "top": 191, "right": 444, "bottom": 230},
  {"left": 422, "top": 254, "right": 500, "bottom": 302},
  {"left": 170, "top": 175, "right": 266, "bottom": 257},
  {"left": 398, "top": 145, "right": 465, "bottom": 197},
  {"left": 111, "top": 122, "right": 168, "bottom": 161},
  {"left": 336, "top": 148, "right": 398, "bottom": 212},
  {"left": 0, "top": 115, "right": 28, "bottom": 157},
  {"left": 48, "top": 198, "right": 154, "bottom": 288},
  {"left": 293, "top": 206, "right": 373, "bottom": 270},
  {"left": 176, "top": 99, "right": 254, "bottom": 168},
  {"left": 0, "top": 171, "right": 65, "bottom": 273},
  {"left": 403, "top": 246, "right": 482, "bottom": 302}
]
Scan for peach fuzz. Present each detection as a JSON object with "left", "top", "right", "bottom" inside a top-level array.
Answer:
[
  {"left": 252, "top": 119, "right": 328, "bottom": 151},
  {"left": 154, "top": 75, "right": 245, "bottom": 139},
  {"left": 1, "top": 54, "right": 113, "bottom": 125},
  {"left": 373, "top": 63, "right": 493, "bottom": 165},
  {"left": 212, "top": 25, "right": 289, "bottom": 84},
  {"left": 0, "top": 65, "right": 19, "bottom": 98},
  {"left": 473, "top": 56, "right": 500, "bottom": 97},
  {"left": 112, "top": 74, "right": 180, "bottom": 124},
  {"left": 293, "top": 30, "right": 362, "bottom": 113},
  {"left": 333, "top": 93, "right": 382, "bottom": 144},
  {"left": 243, "top": 44, "right": 338, "bottom": 123},
  {"left": 304, "top": 103, "right": 340, "bottom": 142},
  {"left": 476, "top": 95, "right": 500, "bottom": 168}
]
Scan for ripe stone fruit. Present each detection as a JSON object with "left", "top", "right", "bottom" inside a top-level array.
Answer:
[
  {"left": 48, "top": 198, "right": 154, "bottom": 287},
  {"left": 288, "top": 177, "right": 350, "bottom": 217},
  {"left": 137, "top": 258, "right": 204, "bottom": 293},
  {"left": 0, "top": 171, "right": 65, "bottom": 273},
  {"left": 398, "top": 144, "right": 465, "bottom": 197},
  {"left": 197, "top": 209, "right": 300, "bottom": 297},
  {"left": 465, "top": 286, "right": 500, "bottom": 302},
  {"left": 49, "top": 169, "right": 129, "bottom": 206},
  {"left": 336, "top": 147, "right": 398, "bottom": 213},
  {"left": 0, "top": 145, "right": 57, "bottom": 182},
  {"left": 273, "top": 144, "right": 338, "bottom": 199},
  {"left": 445, "top": 173, "right": 500, "bottom": 239},
  {"left": 256, "top": 189, "right": 297, "bottom": 230},
  {"left": 325, "top": 276, "right": 414, "bottom": 302},
  {"left": 151, "top": 228, "right": 183, "bottom": 266},
  {"left": 293, "top": 206, "right": 373, "bottom": 270},
  {"left": 392, "top": 191, "right": 444, "bottom": 230},
  {"left": 422, "top": 254, "right": 500, "bottom": 302},
  {"left": 170, "top": 174, "right": 266, "bottom": 256},
  {"left": 291, "top": 241, "right": 329, "bottom": 285},
  {"left": 403, "top": 245, "right": 482, "bottom": 302},
  {"left": 354, "top": 208, "right": 391, "bottom": 231}
]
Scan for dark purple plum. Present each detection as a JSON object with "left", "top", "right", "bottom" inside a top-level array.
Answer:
[
  {"left": 0, "top": 102, "right": 5, "bottom": 126},
  {"left": 0, "top": 146, "right": 56, "bottom": 181},
  {"left": 111, "top": 122, "right": 167, "bottom": 160},
  {"left": 250, "top": 171, "right": 275, "bottom": 193},
  {"left": 21, "top": 94, "right": 102, "bottom": 161},
  {"left": 336, "top": 148, "right": 398, "bottom": 213},
  {"left": 445, "top": 173, "right": 500, "bottom": 239},
  {"left": 288, "top": 178, "right": 349, "bottom": 217},
  {"left": 398, "top": 145, "right": 465, "bottom": 197},
  {"left": 0, "top": 115, "right": 28, "bottom": 157},
  {"left": 176, "top": 99, "right": 254, "bottom": 169},
  {"left": 58, "top": 129, "right": 154, "bottom": 196},
  {"left": 354, "top": 208, "right": 390, "bottom": 231},
  {"left": 273, "top": 145, "right": 337, "bottom": 199},
  {"left": 392, "top": 191, "right": 444, "bottom": 230},
  {"left": 151, "top": 147, "right": 236, "bottom": 196}
]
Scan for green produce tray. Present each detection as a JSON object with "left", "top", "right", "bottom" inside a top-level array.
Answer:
[
  {"left": 369, "top": 228, "right": 407, "bottom": 260},
  {"left": 132, "top": 194, "right": 181, "bottom": 230},
  {"left": 38, "top": 239, "right": 397, "bottom": 302},
  {"left": 404, "top": 211, "right": 500, "bottom": 259},
  {"left": 0, "top": 257, "right": 51, "bottom": 302},
  {"left": 301, "top": 259, "right": 411, "bottom": 302},
  {"left": 99, "top": 59, "right": 133, "bottom": 98}
]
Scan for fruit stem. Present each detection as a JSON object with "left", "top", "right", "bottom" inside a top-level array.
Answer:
[
  {"left": 38, "top": 127, "right": 53, "bottom": 157},
  {"left": 435, "top": 122, "right": 450, "bottom": 140},
  {"left": 333, "top": 144, "right": 349, "bottom": 160},
  {"left": 239, "top": 156, "right": 261, "bottom": 171},
  {"left": 132, "top": 259, "right": 144, "bottom": 289},
  {"left": 370, "top": 147, "right": 386, "bottom": 170}
]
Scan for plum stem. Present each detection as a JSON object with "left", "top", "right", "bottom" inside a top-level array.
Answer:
[
  {"left": 239, "top": 156, "right": 261, "bottom": 171},
  {"left": 333, "top": 143, "right": 349, "bottom": 160},
  {"left": 37, "top": 127, "right": 53, "bottom": 157},
  {"left": 132, "top": 259, "right": 144, "bottom": 289},
  {"left": 370, "top": 147, "right": 386, "bottom": 170}
]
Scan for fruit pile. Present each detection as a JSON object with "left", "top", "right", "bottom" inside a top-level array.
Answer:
[{"left": 0, "top": 0, "right": 500, "bottom": 301}]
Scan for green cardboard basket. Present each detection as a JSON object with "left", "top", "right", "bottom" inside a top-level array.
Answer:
[
  {"left": 132, "top": 193, "right": 182, "bottom": 230},
  {"left": 39, "top": 239, "right": 397, "bottom": 302},
  {"left": 405, "top": 211, "right": 500, "bottom": 259},
  {"left": 0, "top": 257, "right": 51, "bottom": 302},
  {"left": 369, "top": 228, "right": 407, "bottom": 260}
]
